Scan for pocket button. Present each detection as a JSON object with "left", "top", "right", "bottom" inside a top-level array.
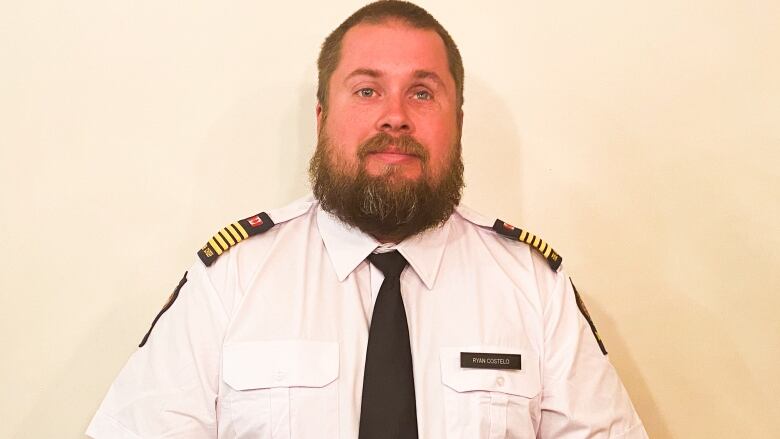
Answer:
[{"left": 496, "top": 376, "right": 505, "bottom": 387}]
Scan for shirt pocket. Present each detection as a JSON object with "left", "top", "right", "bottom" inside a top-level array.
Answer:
[
  {"left": 440, "top": 346, "right": 541, "bottom": 439},
  {"left": 222, "top": 340, "right": 339, "bottom": 439}
]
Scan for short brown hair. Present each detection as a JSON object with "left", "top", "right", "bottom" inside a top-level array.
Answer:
[{"left": 317, "top": 0, "right": 465, "bottom": 112}]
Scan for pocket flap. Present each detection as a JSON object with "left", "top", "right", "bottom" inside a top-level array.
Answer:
[
  {"left": 223, "top": 340, "right": 339, "bottom": 391},
  {"left": 440, "top": 346, "right": 540, "bottom": 397}
]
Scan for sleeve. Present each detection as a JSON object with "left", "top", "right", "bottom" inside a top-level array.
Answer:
[
  {"left": 536, "top": 266, "right": 649, "bottom": 438},
  {"left": 86, "top": 260, "right": 229, "bottom": 439}
]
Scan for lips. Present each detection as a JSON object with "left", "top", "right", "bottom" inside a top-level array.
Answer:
[
  {"left": 357, "top": 133, "right": 429, "bottom": 162},
  {"left": 370, "top": 144, "right": 420, "bottom": 156},
  {"left": 369, "top": 150, "right": 419, "bottom": 164}
]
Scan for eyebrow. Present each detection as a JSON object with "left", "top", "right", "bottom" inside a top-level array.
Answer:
[
  {"left": 412, "top": 70, "right": 446, "bottom": 90},
  {"left": 344, "top": 68, "right": 447, "bottom": 90}
]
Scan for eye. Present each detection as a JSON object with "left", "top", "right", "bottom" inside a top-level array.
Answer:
[
  {"left": 413, "top": 90, "right": 432, "bottom": 100},
  {"left": 356, "top": 88, "right": 376, "bottom": 98}
]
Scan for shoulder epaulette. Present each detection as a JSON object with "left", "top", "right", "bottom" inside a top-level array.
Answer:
[
  {"left": 492, "top": 219, "right": 562, "bottom": 271},
  {"left": 197, "top": 212, "right": 275, "bottom": 267}
]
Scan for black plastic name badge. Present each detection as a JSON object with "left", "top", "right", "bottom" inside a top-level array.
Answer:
[{"left": 460, "top": 352, "right": 522, "bottom": 370}]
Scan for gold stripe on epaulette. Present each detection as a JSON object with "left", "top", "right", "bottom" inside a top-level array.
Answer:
[
  {"left": 226, "top": 224, "right": 242, "bottom": 242},
  {"left": 233, "top": 222, "right": 249, "bottom": 239},
  {"left": 208, "top": 238, "right": 223, "bottom": 255},
  {"left": 214, "top": 234, "right": 228, "bottom": 250},
  {"left": 219, "top": 229, "right": 235, "bottom": 246}
]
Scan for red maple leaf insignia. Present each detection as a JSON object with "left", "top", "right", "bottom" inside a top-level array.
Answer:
[{"left": 248, "top": 215, "right": 264, "bottom": 227}]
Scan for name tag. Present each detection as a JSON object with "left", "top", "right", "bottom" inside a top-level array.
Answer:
[{"left": 460, "top": 352, "right": 521, "bottom": 370}]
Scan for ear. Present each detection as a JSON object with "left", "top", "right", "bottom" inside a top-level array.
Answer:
[{"left": 316, "top": 101, "right": 324, "bottom": 133}]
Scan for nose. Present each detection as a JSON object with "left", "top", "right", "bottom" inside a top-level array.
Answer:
[{"left": 376, "top": 95, "right": 414, "bottom": 135}]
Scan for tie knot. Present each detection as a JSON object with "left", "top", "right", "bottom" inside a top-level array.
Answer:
[{"left": 368, "top": 250, "right": 408, "bottom": 279}]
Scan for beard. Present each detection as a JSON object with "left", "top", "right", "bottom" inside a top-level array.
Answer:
[{"left": 309, "top": 128, "right": 464, "bottom": 242}]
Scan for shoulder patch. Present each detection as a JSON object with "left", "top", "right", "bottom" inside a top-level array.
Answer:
[
  {"left": 492, "top": 219, "right": 562, "bottom": 271},
  {"left": 197, "top": 212, "right": 275, "bottom": 267},
  {"left": 571, "top": 280, "right": 608, "bottom": 355},
  {"left": 139, "top": 271, "right": 187, "bottom": 348}
]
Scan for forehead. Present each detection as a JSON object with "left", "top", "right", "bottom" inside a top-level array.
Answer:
[{"left": 335, "top": 21, "right": 452, "bottom": 84}]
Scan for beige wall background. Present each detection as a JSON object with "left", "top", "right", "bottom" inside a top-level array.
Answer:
[{"left": 1, "top": 1, "right": 778, "bottom": 437}]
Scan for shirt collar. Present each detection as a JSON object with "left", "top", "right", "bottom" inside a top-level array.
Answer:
[{"left": 316, "top": 205, "right": 451, "bottom": 289}]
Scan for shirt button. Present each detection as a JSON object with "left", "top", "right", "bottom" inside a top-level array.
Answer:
[
  {"left": 273, "top": 370, "right": 285, "bottom": 382},
  {"left": 496, "top": 376, "right": 505, "bottom": 387}
]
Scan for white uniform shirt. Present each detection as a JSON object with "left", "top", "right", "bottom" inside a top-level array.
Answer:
[{"left": 87, "top": 196, "right": 648, "bottom": 439}]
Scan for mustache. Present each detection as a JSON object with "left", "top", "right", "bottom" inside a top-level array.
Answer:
[{"left": 357, "top": 133, "right": 429, "bottom": 162}]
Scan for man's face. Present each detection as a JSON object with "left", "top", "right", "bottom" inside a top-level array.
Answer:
[
  {"left": 311, "top": 20, "right": 464, "bottom": 242},
  {"left": 317, "top": 21, "right": 461, "bottom": 185}
]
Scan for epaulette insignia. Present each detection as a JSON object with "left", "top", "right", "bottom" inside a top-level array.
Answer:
[
  {"left": 492, "top": 219, "right": 562, "bottom": 271},
  {"left": 197, "top": 212, "right": 275, "bottom": 267}
]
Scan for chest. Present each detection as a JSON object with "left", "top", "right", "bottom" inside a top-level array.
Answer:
[{"left": 217, "top": 253, "right": 544, "bottom": 438}]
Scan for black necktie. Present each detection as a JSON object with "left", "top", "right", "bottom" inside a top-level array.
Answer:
[{"left": 359, "top": 251, "right": 418, "bottom": 439}]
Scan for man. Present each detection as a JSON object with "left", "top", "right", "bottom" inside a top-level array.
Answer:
[{"left": 88, "top": 1, "right": 648, "bottom": 438}]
